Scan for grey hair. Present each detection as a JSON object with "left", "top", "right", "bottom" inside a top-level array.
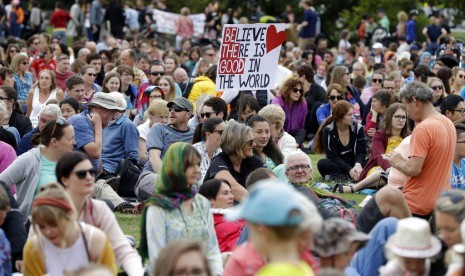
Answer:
[
  {"left": 108, "top": 92, "right": 127, "bottom": 110},
  {"left": 283, "top": 150, "right": 312, "bottom": 171},
  {"left": 435, "top": 190, "right": 465, "bottom": 223},
  {"left": 221, "top": 121, "right": 252, "bottom": 158},
  {"left": 400, "top": 81, "right": 434, "bottom": 103},
  {"left": 39, "top": 104, "right": 63, "bottom": 118}
]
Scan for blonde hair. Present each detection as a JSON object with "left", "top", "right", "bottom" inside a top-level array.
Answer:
[
  {"left": 258, "top": 104, "right": 286, "bottom": 130},
  {"left": 147, "top": 99, "right": 169, "bottom": 116}
]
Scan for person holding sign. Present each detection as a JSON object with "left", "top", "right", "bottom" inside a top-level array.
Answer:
[{"left": 271, "top": 77, "right": 308, "bottom": 146}]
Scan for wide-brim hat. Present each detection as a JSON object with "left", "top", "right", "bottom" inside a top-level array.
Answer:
[
  {"left": 386, "top": 217, "right": 441, "bottom": 258},
  {"left": 87, "top": 92, "right": 125, "bottom": 111}
]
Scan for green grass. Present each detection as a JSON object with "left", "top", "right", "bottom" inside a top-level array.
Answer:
[{"left": 116, "top": 153, "right": 366, "bottom": 246}]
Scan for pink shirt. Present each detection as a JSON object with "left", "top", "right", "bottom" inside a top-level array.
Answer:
[{"left": 0, "top": 141, "right": 16, "bottom": 194}]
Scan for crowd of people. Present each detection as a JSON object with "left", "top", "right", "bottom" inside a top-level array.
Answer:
[{"left": 0, "top": 0, "right": 464, "bottom": 275}]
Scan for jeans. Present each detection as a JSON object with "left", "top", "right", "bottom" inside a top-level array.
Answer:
[{"left": 53, "top": 30, "right": 66, "bottom": 44}]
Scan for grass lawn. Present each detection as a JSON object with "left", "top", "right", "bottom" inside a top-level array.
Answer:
[{"left": 116, "top": 153, "right": 368, "bottom": 247}]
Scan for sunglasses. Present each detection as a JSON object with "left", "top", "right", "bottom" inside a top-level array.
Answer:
[
  {"left": 200, "top": 112, "right": 216, "bottom": 119},
  {"left": 393, "top": 115, "right": 407, "bottom": 120},
  {"left": 21, "top": 61, "right": 28, "bottom": 65},
  {"left": 151, "top": 71, "right": 165, "bottom": 76},
  {"left": 431, "top": 85, "right": 443, "bottom": 90},
  {"left": 245, "top": 138, "right": 255, "bottom": 146},
  {"left": 372, "top": 78, "right": 383, "bottom": 83},
  {"left": 74, "top": 169, "right": 96, "bottom": 180},
  {"left": 441, "top": 191, "right": 464, "bottom": 203},
  {"left": 287, "top": 164, "right": 311, "bottom": 171},
  {"left": 292, "top": 88, "right": 304, "bottom": 94},
  {"left": 169, "top": 106, "right": 189, "bottom": 113},
  {"left": 50, "top": 118, "right": 65, "bottom": 138},
  {"left": 329, "top": 95, "right": 343, "bottom": 101},
  {"left": 86, "top": 73, "right": 97, "bottom": 77}
]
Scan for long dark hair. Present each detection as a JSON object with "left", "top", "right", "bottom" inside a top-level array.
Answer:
[
  {"left": 56, "top": 151, "right": 90, "bottom": 185},
  {"left": 380, "top": 102, "right": 409, "bottom": 138},
  {"left": 0, "top": 86, "right": 22, "bottom": 114},
  {"left": 192, "top": 117, "right": 224, "bottom": 144},
  {"left": 313, "top": 100, "right": 353, "bottom": 154},
  {"left": 32, "top": 119, "right": 71, "bottom": 146},
  {"left": 246, "top": 115, "right": 283, "bottom": 166}
]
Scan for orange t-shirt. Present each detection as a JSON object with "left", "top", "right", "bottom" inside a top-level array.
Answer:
[{"left": 403, "top": 115, "right": 456, "bottom": 215}]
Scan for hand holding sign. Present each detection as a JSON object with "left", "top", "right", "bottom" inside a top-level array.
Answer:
[{"left": 216, "top": 23, "right": 286, "bottom": 91}]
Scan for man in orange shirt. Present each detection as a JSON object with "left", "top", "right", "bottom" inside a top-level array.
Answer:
[{"left": 385, "top": 81, "right": 456, "bottom": 218}]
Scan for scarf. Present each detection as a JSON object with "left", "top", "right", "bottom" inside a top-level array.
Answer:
[{"left": 139, "top": 142, "right": 197, "bottom": 261}]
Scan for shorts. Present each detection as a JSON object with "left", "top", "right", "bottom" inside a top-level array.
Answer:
[{"left": 355, "top": 194, "right": 385, "bottom": 234}]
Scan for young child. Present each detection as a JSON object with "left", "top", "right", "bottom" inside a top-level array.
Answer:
[{"left": 227, "top": 179, "right": 314, "bottom": 275}]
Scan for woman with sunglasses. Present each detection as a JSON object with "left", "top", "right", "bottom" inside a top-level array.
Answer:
[
  {"left": 330, "top": 65, "right": 365, "bottom": 120},
  {"left": 271, "top": 77, "right": 307, "bottom": 146},
  {"left": 428, "top": 77, "right": 446, "bottom": 111},
  {"left": 26, "top": 70, "right": 64, "bottom": 128},
  {"left": 140, "top": 142, "right": 223, "bottom": 274},
  {"left": 204, "top": 121, "right": 265, "bottom": 202},
  {"left": 451, "top": 67, "right": 465, "bottom": 95},
  {"left": 313, "top": 100, "right": 366, "bottom": 183},
  {"left": 0, "top": 119, "right": 74, "bottom": 224},
  {"left": 23, "top": 183, "right": 117, "bottom": 275},
  {"left": 335, "top": 103, "right": 409, "bottom": 193},
  {"left": 56, "top": 151, "right": 144, "bottom": 275},
  {"left": 192, "top": 118, "right": 226, "bottom": 187},
  {"left": 11, "top": 55, "right": 33, "bottom": 109},
  {"left": 80, "top": 65, "right": 102, "bottom": 103},
  {"left": 3, "top": 45, "right": 19, "bottom": 68},
  {"left": 361, "top": 70, "right": 385, "bottom": 105},
  {"left": 246, "top": 115, "right": 283, "bottom": 171},
  {"left": 316, "top": 83, "right": 345, "bottom": 126}
]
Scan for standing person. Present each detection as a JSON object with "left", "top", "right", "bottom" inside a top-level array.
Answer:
[
  {"left": 49, "top": 2, "right": 71, "bottom": 44},
  {"left": 56, "top": 152, "right": 144, "bottom": 275},
  {"left": 23, "top": 183, "right": 117, "bottom": 275},
  {"left": 90, "top": 0, "right": 103, "bottom": 42},
  {"left": 104, "top": 0, "right": 124, "bottom": 39},
  {"left": 271, "top": 77, "right": 307, "bottom": 146},
  {"left": 422, "top": 16, "right": 447, "bottom": 55},
  {"left": 384, "top": 81, "right": 456, "bottom": 219},
  {"left": 29, "top": 1, "right": 42, "bottom": 35},
  {"left": 26, "top": 70, "right": 64, "bottom": 128},
  {"left": 68, "top": 0, "right": 84, "bottom": 40},
  {"left": 377, "top": 8, "right": 390, "bottom": 32},
  {"left": 406, "top": 10, "right": 418, "bottom": 44},
  {"left": 174, "top": 7, "right": 194, "bottom": 49},
  {"left": 139, "top": 142, "right": 223, "bottom": 275},
  {"left": 8, "top": 0, "right": 23, "bottom": 38},
  {"left": 297, "top": 0, "right": 317, "bottom": 51},
  {"left": 123, "top": 2, "right": 139, "bottom": 35}
]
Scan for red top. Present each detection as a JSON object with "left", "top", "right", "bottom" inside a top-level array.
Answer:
[
  {"left": 213, "top": 213, "right": 246, "bottom": 253},
  {"left": 31, "top": 59, "right": 57, "bottom": 78},
  {"left": 50, "top": 9, "right": 72, "bottom": 29}
]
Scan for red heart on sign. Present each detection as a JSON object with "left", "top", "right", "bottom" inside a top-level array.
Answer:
[{"left": 266, "top": 25, "right": 287, "bottom": 53}]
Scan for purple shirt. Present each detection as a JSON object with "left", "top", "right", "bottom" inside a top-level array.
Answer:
[{"left": 271, "top": 96, "right": 307, "bottom": 133}]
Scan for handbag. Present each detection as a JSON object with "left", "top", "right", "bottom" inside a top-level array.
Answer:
[{"left": 115, "top": 158, "right": 142, "bottom": 198}]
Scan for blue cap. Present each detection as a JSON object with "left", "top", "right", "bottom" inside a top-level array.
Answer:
[{"left": 226, "top": 180, "right": 303, "bottom": 226}]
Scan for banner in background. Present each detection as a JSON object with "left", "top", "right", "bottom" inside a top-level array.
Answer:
[
  {"left": 216, "top": 23, "right": 286, "bottom": 91},
  {"left": 153, "top": 9, "right": 206, "bottom": 36}
]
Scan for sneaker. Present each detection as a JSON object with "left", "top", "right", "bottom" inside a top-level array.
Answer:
[{"left": 125, "top": 235, "right": 136, "bottom": 248}]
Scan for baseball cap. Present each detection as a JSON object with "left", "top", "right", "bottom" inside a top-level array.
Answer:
[
  {"left": 226, "top": 180, "right": 304, "bottom": 226},
  {"left": 167, "top": 97, "right": 194, "bottom": 114},
  {"left": 313, "top": 217, "right": 370, "bottom": 257}
]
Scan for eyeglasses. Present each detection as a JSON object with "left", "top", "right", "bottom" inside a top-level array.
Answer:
[
  {"left": 0, "top": 96, "right": 10, "bottom": 101},
  {"left": 431, "top": 85, "right": 443, "bottom": 90},
  {"left": 50, "top": 118, "right": 65, "bottom": 138},
  {"left": 393, "top": 115, "right": 407, "bottom": 121},
  {"left": 212, "top": 129, "right": 224, "bottom": 135},
  {"left": 453, "top": 109, "right": 465, "bottom": 116},
  {"left": 150, "top": 71, "right": 165, "bottom": 76},
  {"left": 287, "top": 164, "right": 311, "bottom": 171},
  {"left": 292, "top": 88, "right": 304, "bottom": 94},
  {"left": 74, "top": 169, "right": 96, "bottom": 180},
  {"left": 86, "top": 73, "right": 97, "bottom": 77},
  {"left": 328, "top": 95, "right": 343, "bottom": 101},
  {"left": 169, "top": 105, "right": 189, "bottom": 113},
  {"left": 372, "top": 78, "right": 383, "bottom": 83},
  {"left": 245, "top": 138, "right": 255, "bottom": 146},
  {"left": 440, "top": 191, "right": 464, "bottom": 203},
  {"left": 200, "top": 112, "right": 216, "bottom": 119}
]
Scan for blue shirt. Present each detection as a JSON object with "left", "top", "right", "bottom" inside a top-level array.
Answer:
[
  {"left": 299, "top": 8, "right": 317, "bottom": 38},
  {"left": 451, "top": 159, "right": 465, "bottom": 190},
  {"left": 68, "top": 110, "right": 101, "bottom": 170},
  {"left": 316, "top": 103, "right": 331, "bottom": 125},
  {"left": 405, "top": 19, "right": 417, "bottom": 43},
  {"left": 13, "top": 72, "right": 33, "bottom": 101},
  {"left": 102, "top": 114, "right": 139, "bottom": 173},
  {"left": 17, "top": 127, "right": 39, "bottom": 156}
]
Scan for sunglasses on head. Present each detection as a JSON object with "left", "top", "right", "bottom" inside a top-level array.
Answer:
[
  {"left": 50, "top": 118, "right": 65, "bottom": 138},
  {"left": 74, "top": 169, "right": 96, "bottom": 180},
  {"left": 292, "top": 88, "right": 304, "bottom": 94},
  {"left": 328, "top": 95, "right": 343, "bottom": 101},
  {"left": 151, "top": 71, "right": 165, "bottom": 76},
  {"left": 169, "top": 105, "right": 189, "bottom": 113},
  {"left": 200, "top": 112, "right": 216, "bottom": 119},
  {"left": 372, "top": 78, "right": 383, "bottom": 83}
]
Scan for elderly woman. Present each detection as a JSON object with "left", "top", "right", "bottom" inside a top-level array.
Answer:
[
  {"left": 204, "top": 121, "right": 265, "bottom": 202},
  {"left": 258, "top": 104, "right": 297, "bottom": 157},
  {"left": 271, "top": 77, "right": 308, "bottom": 145}
]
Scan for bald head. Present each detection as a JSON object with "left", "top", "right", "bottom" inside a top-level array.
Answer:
[
  {"left": 121, "top": 49, "right": 136, "bottom": 66},
  {"left": 173, "top": 67, "right": 189, "bottom": 83},
  {"left": 78, "top": 48, "right": 91, "bottom": 64},
  {"left": 85, "top": 41, "right": 97, "bottom": 53}
]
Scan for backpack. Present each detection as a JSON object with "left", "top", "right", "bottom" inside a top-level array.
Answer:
[{"left": 115, "top": 158, "right": 142, "bottom": 198}]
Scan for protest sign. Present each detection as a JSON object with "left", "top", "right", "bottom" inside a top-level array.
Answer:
[
  {"left": 153, "top": 9, "right": 206, "bottom": 36},
  {"left": 216, "top": 23, "right": 286, "bottom": 91}
]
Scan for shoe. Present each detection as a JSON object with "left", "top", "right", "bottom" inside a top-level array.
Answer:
[
  {"left": 332, "top": 183, "right": 355, "bottom": 193},
  {"left": 115, "top": 201, "right": 138, "bottom": 214}
]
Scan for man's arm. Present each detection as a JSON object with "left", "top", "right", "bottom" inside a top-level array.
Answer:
[
  {"left": 82, "top": 113, "right": 102, "bottom": 159},
  {"left": 214, "top": 170, "right": 248, "bottom": 202},
  {"left": 383, "top": 153, "right": 425, "bottom": 177},
  {"left": 148, "top": 149, "right": 162, "bottom": 173}
]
